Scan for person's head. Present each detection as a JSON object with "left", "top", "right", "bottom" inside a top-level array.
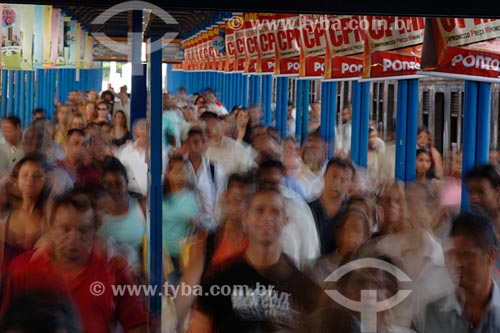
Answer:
[
  {"left": 465, "top": 164, "right": 500, "bottom": 216},
  {"left": 416, "top": 147, "right": 432, "bottom": 178},
  {"left": 112, "top": 110, "right": 128, "bottom": 130},
  {"left": 377, "top": 181, "right": 411, "bottom": 234},
  {"left": 132, "top": 118, "right": 147, "bottom": 147},
  {"left": 335, "top": 208, "right": 372, "bottom": 257},
  {"left": 1, "top": 116, "right": 22, "bottom": 145},
  {"left": 445, "top": 211, "right": 498, "bottom": 291},
  {"left": 203, "top": 114, "right": 223, "bottom": 144},
  {"left": 235, "top": 107, "right": 250, "bottom": 128},
  {"left": 32, "top": 108, "right": 46, "bottom": 121},
  {"left": 69, "top": 112, "right": 87, "bottom": 130},
  {"left": 177, "top": 87, "right": 187, "bottom": 96},
  {"left": 49, "top": 189, "right": 98, "bottom": 265},
  {"left": 242, "top": 187, "right": 288, "bottom": 247},
  {"left": 185, "top": 127, "right": 206, "bottom": 156},
  {"left": 252, "top": 133, "right": 282, "bottom": 163},
  {"left": 96, "top": 101, "right": 110, "bottom": 121},
  {"left": 310, "top": 101, "right": 321, "bottom": 121},
  {"left": 67, "top": 90, "right": 80, "bottom": 104},
  {"left": 287, "top": 101, "right": 294, "bottom": 116},
  {"left": 0, "top": 290, "right": 82, "bottom": 333},
  {"left": 102, "top": 156, "right": 129, "bottom": 202},
  {"left": 84, "top": 102, "right": 97, "bottom": 122},
  {"left": 346, "top": 194, "right": 378, "bottom": 235},
  {"left": 195, "top": 96, "right": 206, "bottom": 107},
  {"left": 223, "top": 172, "right": 256, "bottom": 222},
  {"left": 203, "top": 88, "right": 217, "bottom": 104},
  {"left": 322, "top": 158, "right": 356, "bottom": 200},
  {"left": 197, "top": 105, "right": 208, "bottom": 117},
  {"left": 248, "top": 104, "right": 263, "bottom": 126},
  {"left": 15, "top": 154, "right": 53, "bottom": 209},
  {"left": 182, "top": 105, "right": 197, "bottom": 122},
  {"left": 100, "top": 90, "right": 114, "bottom": 102},
  {"left": 86, "top": 90, "right": 98, "bottom": 102},
  {"left": 22, "top": 125, "right": 46, "bottom": 155},
  {"left": 301, "top": 135, "right": 327, "bottom": 169},
  {"left": 56, "top": 104, "right": 71, "bottom": 125},
  {"left": 64, "top": 129, "right": 87, "bottom": 165},
  {"left": 164, "top": 156, "right": 189, "bottom": 195},
  {"left": 257, "top": 159, "right": 285, "bottom": 189},
  {"left": 417, "top": 126, "right": 431, "bottom": 147},
  {"left": 368, "top": 127, "right": 379, "bottom": 150},
  {"left": 341, "top": 104, "right": 352, "bottom": 122},
  {"left": 283, "top": 136, "right": 299, "bottom": 157}
]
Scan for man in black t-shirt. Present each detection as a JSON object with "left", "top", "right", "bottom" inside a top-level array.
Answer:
[{"left": 190, "top": 187, "right": 328, "bottom": 333}]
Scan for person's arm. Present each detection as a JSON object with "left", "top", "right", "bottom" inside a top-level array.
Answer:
[{"left": 431, "top": 147, "right": 444, "bottom": 178}]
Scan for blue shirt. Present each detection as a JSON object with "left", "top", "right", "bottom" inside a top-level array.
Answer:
[{"left": 419, "top": 280, "right": 500, "bottom": 333}]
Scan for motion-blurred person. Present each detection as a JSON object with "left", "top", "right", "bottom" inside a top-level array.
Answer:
[
  {"left": 32, "top": 108, "right": 46, "bottom": 121},
  {"left": 0, "top": 290, "right": 82, "bottom": 333},
  {"left": 189, "top": 187, "right": 326, "bottom": 333},
  {"left": 97, "top": 157, "right": 145, "bottom": 274},
  {"left": 68, "top": 112, "right": 87, "bottom": 130},
  {"left": 248, "top": 104, "right": 263, "bottom": 128},
  {"left": 114, "top": 90, "right": 131, "bottom": 128},
  {"left": 0, "top": 116, "right": 24, "bottom": 174},
  {"left": 257, "top": 160, "right": 320, "bottom": 268},
  {"left": 338, "top": 104, "right": 352, "bottom": 158},
  {"left": 95, "top": 101, "right": 111, "bottom": 125},
  {"left": 84, "top": 102, "right": 97, "bottom": 124},
  {"left": 415, "top": 212, "right": 500, "bottom": 332},
  {"left": 308, "top": 101, "right": 321, "bottom": 135},
  {"left": 163, "top": 93, "right": 185, "bottom": 155},
  {"left": 202, "top": 88, "right": 228, "bottom": 116},
  {"left": 309, "top": 158, "right": 355, "bottom": 255},
  {"left": 54, "top": 104, "right": 71, "bottom": 145},
  {"left": 1, "top": 188, "right": 151, "bottom": 333},
  {"left": 110, "top": 110, "right": 132, "bottom": 148},
  {"left": 234, "top": 107, "right": 252, "bottom": 145},
  {"left": 417, "top": 126, "right": 444, "bottom": 179},
  {"left": 203, "top": 112, "right": 253, "bottom": 175},
  {"left": 115, "top": 119, "right": 148, "bottom": 196}
]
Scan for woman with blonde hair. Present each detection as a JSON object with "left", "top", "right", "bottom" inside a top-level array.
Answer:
[{"left": 110, "top": 110, "right": 132, "bottom": 148}]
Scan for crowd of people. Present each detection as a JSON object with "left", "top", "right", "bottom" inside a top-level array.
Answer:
[{"left": 0, "top": 85, "right": 499, "bottom": 333}]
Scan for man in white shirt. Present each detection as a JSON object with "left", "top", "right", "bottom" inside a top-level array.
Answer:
[
  {"left": 338, "top": 104, "right": 352, "bottom": 159},
  {"left": 203, "top": 88, "right": 228, "bottom": 117},
  {"left": 202, "top": 112, "right": 253, "bottom": 176},
  {"left": 0, "top": 116, "right": 24, "bottom": 174},
  {"left": 184, "top": 127, "right": 226, "bottom": 230},
  {"left": 115, "top": 119, "right": 148, "bottom": 196}
]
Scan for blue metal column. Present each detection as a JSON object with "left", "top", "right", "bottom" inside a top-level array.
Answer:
[
  {"left": 476, "top": 82, "right": 491, "bottom": 164},
  {"left": 320, "top": 81, "right": 329, "bottom": 142},
  {"left": 276, "top": 77, "right": 288, "bottom": 138},
  {"left": 18, "top": 72, "right": 26, "bottom": 127},
  {"left": 130, "top": 10, "right": 147, "bottom": 125},
  {"left": 461, "top": 80, "right": 479, "bottom": 212},
  {"left": 350, "top": 81, "right": 361, "bottom": 165},
  {"left": 395, "top": 80, "right": 408, "bottom": 181},
  {"left": 262, "top": 75, "right": 272, "bottom": 126},
  {"left": 302, "top": 80, "right": 310, "bottom": 144},
  {"left": 295, "top": 80, "right": 304, "bottom": 142},
  {"left": 242, "top": 74, "right": 249, "bottom": 108},
  {"left": 326, "top": 82, "right": 338, "bottom": 159},
  {"left": 7, "top": 71, "right": 15, "bottom": 116},
  {"left": 149, "top": 36, "right": 163, "bottom": 316},
  {"left": 405, "top": 79, "right": 419, "bottom": 182},
  {"left": 26, "top": 71, "right": 35, "bottom": 123},
  {"left": 359, "top": 82, "right": 370, "bottom": 168}
]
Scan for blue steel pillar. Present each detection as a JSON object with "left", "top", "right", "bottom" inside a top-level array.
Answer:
[
  {"left": 295, "top": 80, "right": 304, "bottom": 142},
  {"left": 1, "top": 71, "right": 8, "bottom": 117},
  {"left": 321, "top": 81, "right": 337, "bottom": 160},
  {"left": 276, "top": 77, "right": 289, "bottom": 138},
  {"left": 130, "top": 10, "right": 147, "bottom": 124},
  {"left": 358, "top": 82, "right": 370, "bottom": 168},
  {"left": 148, "top": 36, "right": 163, "bottom": 316},
  {"left": 476, "top": 82, "right": 491, "bottom": 164},
  {"left": 395, "top": 80, "right": 409, "bottom": 181},
  {"left": 262, "top": 75, "right": 272, "bottom": 126},
  {"left": 405, "top": 79, "right": 419, "bottom": 182},
  {"left": 301, "top": 80, "right": 310, "bottom": 144},
  {"left": 350, "top": 81, "right": 361, "bottom": 165}
]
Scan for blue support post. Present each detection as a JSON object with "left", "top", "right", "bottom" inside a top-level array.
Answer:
[
  {"left": 130, "top": 10, "right": 147, "bottom": 126},
  {"left": 320, "top": 81, "right": 329, "bottom": 142},
  {"left": 18, "top": 71, "right": 26, "bottom": 127},
  {"left": 476, "top": 82, "right": 491, "bottom": 164},
  {"left": 263, "top": 75, "right": 272, "bottom": 126},
  {"left": 350, "top": 81, "right": 361, "bottom": 165},
  {"left": 276, "top": 78, "right": 283, "bottom": 132},
  {"left": 1, "top": 71, "right": 8, "bottom": 118},
  {"left": 406, "top": 79, "right": 419, "bottom": 182},
  {"left": 280, "top": 77, "right": 288, "bottom": 138},
  {"left": 26, "top": 71, "right": 35, "bottom": 123},
  {"left": 302, "top": 80, "right": 310, "bottom": 144},
  {"left": 395, "top": 80, "right": 408, "bottom": 181},
  {"left": 461, "top": 80, "right": 479, "bottom": 212},
  {"left": 149, "top": 36, "right": 163, "bottom": 316},
  {"left": 359, "top": 82, "right": 371, "bottom": 168},
  {"left": 295, "top": 80, "right": 304, "bottom": 142},
  {"left": 242, "top": 74, "right": 249, "bottom": 107},
  {"left": 327, "top": 82, "right": 338, "bottom": 160}
]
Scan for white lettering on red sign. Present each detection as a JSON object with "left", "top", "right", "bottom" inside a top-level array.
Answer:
[
  {"left": 287, "top": 62, "right": 300, "bottom": 71},
  {"left": 314, "top": 62, "right": 325, "bottom": 72},
  {"left": 382, "top": 58, "right": 420, "bottom": 71},
  {"left": 451, "top": 54, "right": 500, "bottom": 71},
  {"left": 341, "top": 63, "right": 363, "bottom": 74}
]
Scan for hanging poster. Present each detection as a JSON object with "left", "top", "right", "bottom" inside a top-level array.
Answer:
[
  {"left": 243, "top": 12, "right": 259, "bottom": 73},
  {"left": 225, "top": 18, "right": 238, "bottom": 72},
  {"left": 47, "top": 7, "right": 60, "bottom": 68},
  {"left": 207, "top": 27, "right": 217, "bottom": 71},
  {"left": 361, "top": 16, "right": 425, "bottom": 79},
  {"left": 256, "top": 13, "right": 277, "bottom": 74},
  {"left": 215, "top": 22, "right": 226, "bottom": 71},
  {"left": 20, "top": 5, "right": 34, "bottom": 70},
  {"left": 32, "top": 5, "right": 44, "bottom": 68},
  {"left": 42, "top": 5, "right": 52, "bottom": 68},
  {"left": 1, "top": 4, "right": 21, "bottom": 70},
  {"left": 421, "top": 18, "right": 500, "bottom": 79},
  {"left": 274, "top": 14, "right": 300, "bottom": 76},
  {"left": 233, "top": 14, "right": 246, "bottom": 72},
  {"left": 324, "top": 15, "right": 364, "bottom": 80},
  {"left": 298, "top": 14, "right": 327, "bottom": 78},
  {"left": 57, "top": 12, "right": 65, "bottom": 66}
]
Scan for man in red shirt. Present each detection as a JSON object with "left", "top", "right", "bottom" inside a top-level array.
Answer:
[
  {"left": 57, "top": 128, "right": 101, "bottom": 189},
  {"left": 1, "top": 189, "right": 150, "bottom": 333}
]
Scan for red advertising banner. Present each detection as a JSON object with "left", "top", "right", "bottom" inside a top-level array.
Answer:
[
  {"left": 274, "top": 14, "right": 300, "bottom": 75},
  {"left": 232, "top": 15, "right": 246, "bottom": 72},
  {"left": 207, "top": 27, "right": 217, "bottom": 71},
  {"left": 256, "top": 13, "right": 277, "bottom": 73},
  {"left": 243, "top": 12, "right": 259, "bottom": 73},
  {"left": 324, "top": 15, "right": 364, "bottom": 80},
  {"left": 225, "top": 19, "right": 237, "bottom": 72},
  {"left": 361, "top": 16, "right": 425, "bottom": 79},
  {"left": 298, "top": 14, "right": 327, "bottom": 78},
  {"left": 421, "top": 18, "right": 500, "bottom": 79}
]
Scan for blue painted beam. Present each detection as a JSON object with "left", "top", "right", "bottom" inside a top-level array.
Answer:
[
  {"left": 358, "top": 82, "right": 370, "bottom": 168},
  {"left": 130, "top": 11, "right": 147, "bottom": 126},
  {"left": 350, "top": 81, "right": 361, "bottom": 165},
  {"left": 302, "top": 80, "right": 310, "bottom": 145},
  {"left": 327, "top": 82, "right": 338, "bottom": 160},
  {"left": 295, "top": 80, "right": 303, "bottom": 142},
  {"left": 405, "top": 79, "right": 419, "bottom": 182},
  {"left": 280, "top": 77, "right": 289, "bottom": 138},
  {"left": 395, "top": 80, "right": 408, "bottom": 181},
  {"left": 476, "top": 82, "right": 491, "bottom": 165}
]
